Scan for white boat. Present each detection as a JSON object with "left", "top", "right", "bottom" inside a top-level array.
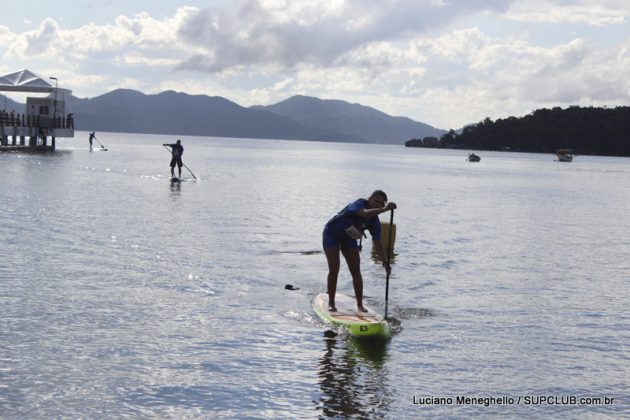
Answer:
[{"left": 554, "top": 149, "right": 574, "bottom": 162}]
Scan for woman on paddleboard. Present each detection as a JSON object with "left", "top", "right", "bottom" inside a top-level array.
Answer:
[{"left": 323, "top": 190, "right": 396, "bottom": 312}]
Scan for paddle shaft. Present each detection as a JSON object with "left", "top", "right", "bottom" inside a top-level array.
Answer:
[
  {"left": 163, "top": 145, "right": 197, "bottom": 180},
  {"left": 93, "top": 135, "right": 106, "bottom": 149},
  {"left": 384, "top": 208, "right": 394, "bottom": 319}
]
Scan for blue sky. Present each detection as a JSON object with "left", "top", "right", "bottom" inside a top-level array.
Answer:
[{"left": 1, "top": 0, "right": 628, "bottom": 129}]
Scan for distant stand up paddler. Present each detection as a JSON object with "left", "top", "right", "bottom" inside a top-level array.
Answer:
[{"left": 163, "top": 139, "right": 184, "bottom": 179}]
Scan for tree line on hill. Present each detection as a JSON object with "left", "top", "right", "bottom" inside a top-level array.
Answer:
[{"left": 406, "top": 106, "right": 630, "bottom": 157}]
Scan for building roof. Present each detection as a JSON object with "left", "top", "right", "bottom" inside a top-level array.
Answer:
[{"left": 0, "top": 69, "right": 71, "bottom": 94}]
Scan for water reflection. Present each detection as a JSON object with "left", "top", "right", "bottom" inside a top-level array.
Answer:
[
  {"left": 317, "top": 337, "right": 392, "bottom": 418},
  {"left": 169, "top": 180, "right": 181, "bottom": 195},
  {"left": 370, "top": 245, "right": 397, "bottom": 266}
]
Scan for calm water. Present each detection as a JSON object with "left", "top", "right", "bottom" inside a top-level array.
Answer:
[{"left": 1, "top": 133, "right": 628, "bottom": 419}]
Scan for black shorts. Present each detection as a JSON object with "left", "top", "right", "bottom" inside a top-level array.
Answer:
[
  {"left": 170, "top": 157, "right": 183, "bottom": 168},
  {"left": 322, "top": 225, "right": 359, "bottom": 250}
]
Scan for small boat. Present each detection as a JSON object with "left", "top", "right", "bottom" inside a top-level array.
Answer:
[
  {"left": 554, "top": 149, "right": 574, "bottom": 162},
  {"left": 467, "top": 153, "right": 481, "bottom": 162}
]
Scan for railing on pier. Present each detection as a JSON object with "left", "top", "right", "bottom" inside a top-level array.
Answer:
[
  {"left": 0, "top": 111, "right": 74, "bottom": 130},
  {"left": 1, "top": 111, "right": 75, "bottom": 150}
]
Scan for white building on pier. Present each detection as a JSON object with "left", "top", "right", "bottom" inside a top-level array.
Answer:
[{"left": 0, "top": 69, "right": 74, "bottom": 151}]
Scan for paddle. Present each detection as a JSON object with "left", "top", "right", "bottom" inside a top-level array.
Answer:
[
  {"left": 384, "top": 208, "right": 394, "bottom": 320},
  {"left": 93, "top": 135, "right": 107, "bottom": 149},
  {"left": 163, "top": 145, "right": 198, "bottom": 180}
]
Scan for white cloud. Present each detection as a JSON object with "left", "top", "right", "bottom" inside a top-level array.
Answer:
[
  {"left": 175, "top": 0, "right": 515, "bottom": 73},
  {"left": 0, "top": 25, "right": 15, "bottom": 44},
  {"left": 113, "top": 51, "right": 180, "bottom": 67},
  {"left": 507, "top": 0, "right": 629, "bottom": 26},
  {"left": 5, "top": 18, "right": 61, "bottom": 58},
  {"left": 4, "top": 7, "right": 198, "bottom": 63},
  {"left": 412, "top": 31, "right": 630, "bottom": 127},
  {"left": 0, "top": 0, "right": 629, "bottom": 129}
]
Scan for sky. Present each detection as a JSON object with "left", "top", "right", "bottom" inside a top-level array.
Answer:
[{"left": 1, "top": 0, "right": 629, "bottom": 129}]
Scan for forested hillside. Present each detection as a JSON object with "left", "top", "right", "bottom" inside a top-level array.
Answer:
[{"left": 436, "top": 106, "right": 630, "bottom": 156}]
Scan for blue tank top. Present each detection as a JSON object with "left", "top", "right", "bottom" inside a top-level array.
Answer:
[{"left": 325, "top": 198, "right": 381, "bottom": 240}]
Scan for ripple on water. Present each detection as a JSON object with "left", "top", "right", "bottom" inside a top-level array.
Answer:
[{"left": 2, "top": 138, "right": 629, "bottom": 419}]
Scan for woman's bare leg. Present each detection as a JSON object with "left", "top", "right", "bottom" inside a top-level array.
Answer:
[
  {"left": 324, "top": 247, "right": 340, "bottom": 311},
  {"left": 342, "top": 247, "right": 367, "bottom": 312}
]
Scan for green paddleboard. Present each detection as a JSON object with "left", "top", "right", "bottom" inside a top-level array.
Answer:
[{"left": 313, "top": 293, "right": 391, "bottom": 338}]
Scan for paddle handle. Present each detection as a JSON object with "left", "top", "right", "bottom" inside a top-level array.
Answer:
[{"left": 384, "top": 208, "right": 394, "bottom": 319}]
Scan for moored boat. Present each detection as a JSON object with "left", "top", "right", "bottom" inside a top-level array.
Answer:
[{"left": 554, "top": 149, "right": 574, "bottom": 162}]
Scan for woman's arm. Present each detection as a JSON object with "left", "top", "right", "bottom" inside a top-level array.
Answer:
[{"left": 356, "top": 202, "right": 397, "bottom": 219}]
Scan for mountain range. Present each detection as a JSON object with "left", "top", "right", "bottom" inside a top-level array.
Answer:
[{"left": 2, "top": 90, "right": 445, "bottom": 144}]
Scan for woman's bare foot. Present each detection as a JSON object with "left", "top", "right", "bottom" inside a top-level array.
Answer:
[
  {"left": 328, "top": 305, "right": 337, "bottom": 312},
  {"left": 357, "top": 305, "right": 368, "bottom": 313}
]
